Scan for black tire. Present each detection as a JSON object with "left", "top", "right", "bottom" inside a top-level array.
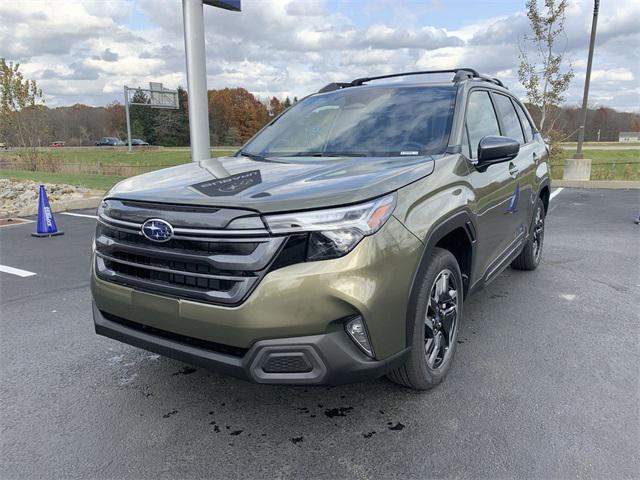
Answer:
[
  {"left": 511, "top": 197, "right": 546, "bottom": 271},
  {"left": 388, "top": 247, "right": 463, "bottom": 390}
]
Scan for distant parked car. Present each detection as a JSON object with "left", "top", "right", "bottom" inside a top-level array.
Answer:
[
  {"left": 130, "top": 139, "right": 149, "bottom": 146},
  {"left": 49, "top": 141, "right": 65, "bottom": 147},
  {"left": 95, "top": 137, "right": 124, "bottom": 146}
]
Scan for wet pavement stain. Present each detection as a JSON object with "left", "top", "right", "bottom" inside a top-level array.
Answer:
[
  {"left": 290, "top": 436, "right": 304, "bottom": 444},
  {"left": 388, "top": 422, "right": 405, "bottom": 431},
  {"left": 172, "top": 366, "right": 197, "bottom": 376},
  {"left": 162, "top": 409, "right": 178, "bottom": 418},
  {"left": 324, "top": 406, "right": 354, "bottom": 418}
]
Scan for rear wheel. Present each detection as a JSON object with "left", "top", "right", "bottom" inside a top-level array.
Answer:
[
  {"left": 511, "top": 197, "right": 546, "bottom": 271},
  {"left": 388, "top": 248, "right": 462, "bottom": 390}
]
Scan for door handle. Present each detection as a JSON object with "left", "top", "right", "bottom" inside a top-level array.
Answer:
[{"left": 508, "top": 162, "right": 519, "bottom": 177}]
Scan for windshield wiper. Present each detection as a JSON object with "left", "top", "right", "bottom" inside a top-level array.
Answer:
[
  {"left": 279, "top": 152, "right": 368, "bottom": 158},
  {"left": 238, "top": 151, "right": 267, "bottom": 161}
]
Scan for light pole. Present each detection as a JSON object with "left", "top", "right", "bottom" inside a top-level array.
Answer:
[
  {"left": 181, "top": 0, "right": 240, "bottom": 163},
  {"left": 124, "top": 86, "right": 133, "bottom": 153},
  {"left": 574, "top": 0, "right": 599, "bottom": 159}
]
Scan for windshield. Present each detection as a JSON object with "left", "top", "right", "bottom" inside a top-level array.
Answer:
[{"left": 241, "top": 85, "right": 456, "bottom": 159}]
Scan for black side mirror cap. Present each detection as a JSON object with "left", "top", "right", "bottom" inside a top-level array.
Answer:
[{"left": 477, "top": 136, "right": 520, "bottom": 165}]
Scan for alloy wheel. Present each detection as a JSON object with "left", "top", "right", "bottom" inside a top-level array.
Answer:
[
  {"left": 424, "top": 269, "right": 459, "bottom": 370},
  {"left": 532, "top": 206, "right": 545, "bottom": 262}
]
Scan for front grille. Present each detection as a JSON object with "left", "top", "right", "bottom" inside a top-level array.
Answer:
[{"left": 95, "top": 199, "right": 285, "bottom": 305}]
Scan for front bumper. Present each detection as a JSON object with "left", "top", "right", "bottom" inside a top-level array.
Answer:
[
  {"left": 93, "top": 302, "right": 409, "bottom": 385},
  {"left": 91, "top": 215, "right": 423, "bottom": 383}
]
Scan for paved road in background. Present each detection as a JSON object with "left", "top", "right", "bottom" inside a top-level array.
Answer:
[
  {"left": 561, "top": 144, "right": 640, "bottom": 150},
  {"left": 1, "top": 189, "right": 638, "bottom": 479}
]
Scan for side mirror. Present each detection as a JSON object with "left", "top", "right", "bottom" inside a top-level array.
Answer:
[{"left": 477, "top": 136, "right": 520, "bottom": 166}]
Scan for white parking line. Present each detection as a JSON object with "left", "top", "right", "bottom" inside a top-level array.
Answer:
[
  {"left": 0, "top": 265, "right": 37, "bottom": 277},
  {"left": 60, "top": 212, "right": 98, "bottom": 219},
  {"left": 550, "top": 187, "right": 564, "bottom": 201}
]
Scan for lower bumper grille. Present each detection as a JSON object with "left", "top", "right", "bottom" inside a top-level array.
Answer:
[{"left": 101, "top": 311, "right": 248, "bottom": 357}]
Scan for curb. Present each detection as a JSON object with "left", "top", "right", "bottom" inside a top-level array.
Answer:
[
  {"left": 551, "top": 180, "right": 640, "bottom": 189},
  {"left": 15, "top": 194, "right": 104, "bottom": 218}
]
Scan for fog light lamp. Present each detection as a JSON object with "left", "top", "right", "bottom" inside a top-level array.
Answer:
[{"left": 345, "top": 316, "right": 374, "bottom": 358}]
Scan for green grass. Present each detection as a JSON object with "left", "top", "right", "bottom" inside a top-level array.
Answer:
[
  {"left": 3, "top": 147, "right": 638, "bottom": 188},
  {"left": 2, "top": 147, "right": 237, "bottom": 167},
  {"left": 0, "top": 170, "right": 124, "bottom": 191},
  {"left": 561, "top": 141, "right": 640, "bottom": 147},
  {"left": 551, "top": 148, "right": 640, "bottom": 180},
  {"left": 0, "top": 148, "right": 238, "bottom": 188},
  {"left": 48, "top": 148, "right": 237, "bottom": 167}
]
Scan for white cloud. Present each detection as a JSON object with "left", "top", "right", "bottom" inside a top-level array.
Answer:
[
  {"left": 0, "top": 0, "right": 638, "bottom": 112},
  {"left": 591, "top": 68, "right": 634, "bottom": 82}
]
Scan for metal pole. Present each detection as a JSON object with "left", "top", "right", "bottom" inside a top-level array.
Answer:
[
  {"left": 124, "top": 86, "right": 133, "bottom": 154},
  {"left": 182, "top": 0, "right": 211, "bottom": 162},
  {"left": 575, "top": 0, "right": 599, "bottom": 159}
]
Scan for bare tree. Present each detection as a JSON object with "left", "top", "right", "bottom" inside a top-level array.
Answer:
[{"left": 518, "top": 0, "right": 574, "bottom": 135}]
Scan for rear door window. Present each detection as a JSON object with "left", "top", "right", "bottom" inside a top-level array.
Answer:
[
  {"left": 465, "top": 90, "right": 501, "bottom": 159},
  {"left": 493, "top": 94, "right": 525, "bottom": 144}
]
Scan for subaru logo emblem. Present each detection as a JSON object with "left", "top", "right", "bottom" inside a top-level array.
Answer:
[{"left": 141, "top": 218, "right": 174, "bottom": 242}]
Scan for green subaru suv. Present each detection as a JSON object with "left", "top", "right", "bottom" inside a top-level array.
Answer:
[{"left": 92, "top": 68, "right": 549, "bottom": 389}]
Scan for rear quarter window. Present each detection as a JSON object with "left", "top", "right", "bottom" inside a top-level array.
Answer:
[
  {"left": 493, "top": 94, "right": 525, "bottom": 144},
  {"left": 514, "top": 102, "right": 534, "bottom": 143}
]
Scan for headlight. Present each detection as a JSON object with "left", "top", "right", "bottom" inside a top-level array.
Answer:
[{"left": 264, "top": 193, "right": 396, "bottom": 260}]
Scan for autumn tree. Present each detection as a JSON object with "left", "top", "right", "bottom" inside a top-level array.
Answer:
[
  {"left": 0, "top": 58, "right": 48, "bottom": 166},
  {"left": 105, "top": 101, "right": 125, "bottom": 137},
  {"left": 208, "top": 88, "right": 269, "bottom": 145},
  {"left": 518, "top": 0, "right": 574, "bottom": 137},
  {"left": 269, "top": 96, "right": 284, "bottom": 117}
]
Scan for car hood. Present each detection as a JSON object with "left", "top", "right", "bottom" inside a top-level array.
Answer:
[{"left": 106, "top": 155, "right": 436, "bottom": 213}]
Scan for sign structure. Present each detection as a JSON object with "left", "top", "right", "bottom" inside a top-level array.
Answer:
[
  {"left": 182, "top": 0, "right": 241, "bottom": 162},
  {"left": 203, "top": 0, "right": 241, "bottom": 10},
  {"left": 123, "top": 83, "right": 179, "bottom": 152}
]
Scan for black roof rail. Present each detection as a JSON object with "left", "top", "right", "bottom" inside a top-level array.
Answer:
[
  {"left": 476, "top": 75, "right": 506, "bottom": 88},
  {"left": 317, "top": 68, "right": 506, "bottom": 93},
  {"left": 350, "top": 68, "right": 480, "bottom": 86},
  {"left": 317, "top": 82, "right": 352, "bottom": 93}
]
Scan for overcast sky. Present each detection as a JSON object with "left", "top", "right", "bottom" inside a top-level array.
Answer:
[{"left": 1, "top": 0, "right": 638, "bottom": 111}]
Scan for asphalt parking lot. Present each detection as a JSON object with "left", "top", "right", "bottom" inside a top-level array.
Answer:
[{"left": 1, "top": 188, "right": 638, "bottom": 479}]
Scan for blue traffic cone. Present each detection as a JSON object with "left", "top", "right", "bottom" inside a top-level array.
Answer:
[{"left": 31, "top": 185, "right": 64, "bottom": 237}]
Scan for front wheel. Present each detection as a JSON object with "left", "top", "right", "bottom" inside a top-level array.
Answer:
[
  {"left": 388, "top": 248, "right": 463, "bottom": 390},
  {"left": 511, "top": 197, "right": 546, "bottom": 271}
]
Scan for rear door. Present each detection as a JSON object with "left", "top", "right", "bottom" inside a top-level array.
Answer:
[
  {"left": 462, "top": 89, "right": 522, "bottom": 282},
  {"left": 491, "top": 92, "right": 534, "bottom": 237}
]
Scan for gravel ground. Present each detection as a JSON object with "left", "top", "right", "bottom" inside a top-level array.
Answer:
[{"left": 0, "top": 178, "right": 91, "bottom": 218}]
